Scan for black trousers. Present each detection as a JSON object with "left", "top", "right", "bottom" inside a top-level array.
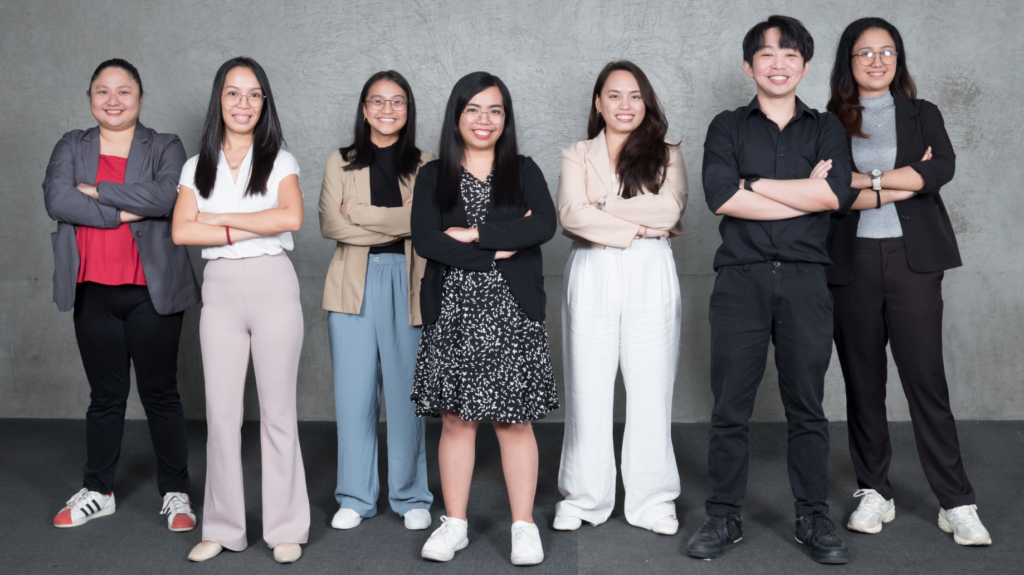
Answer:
[
  {"left": 73, "top": 283, "right": 190, "bottom": 495},
  {"left": 830, "top": 238, "right": 974, "bottom": 508},
  {"left": 706, "top": 262, "right": 834, "bottom": 518}
]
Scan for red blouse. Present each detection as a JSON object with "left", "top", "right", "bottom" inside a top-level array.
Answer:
[{"left": 76, "top": 155, "right": 147, "bottom": 285}]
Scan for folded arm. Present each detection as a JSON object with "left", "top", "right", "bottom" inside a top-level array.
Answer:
[
  {"left": 195, "top": 174, "right": 303, "bottom": 234},
  {"left": 94, "top": 137, "right": 187, "bottom": 218},
  {"left": 556, "top": 148, "right": 639, "bottom": 248},
  {"left": 477, "top": 158, "right": 557, "bottom": 251},
  {"left": 171, "top": 185, "right": 261, "bottom": 246},
  {"left": 602, "top": 147, "right": 688, "bottom": 229},
  {"left": 345, "top": 201, "right": 412, "bottom": 236},
  {"left": 43, "top": 137, "right": 122, "bottom": 229},
  {"left": 318, "top": 153, "right": 401, "bottom": 245},
  {"left": 410, "top": 165, "right": 496, "bottom": 271}
]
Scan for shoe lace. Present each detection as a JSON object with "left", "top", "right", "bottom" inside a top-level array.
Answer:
[
  {"left": 161, "top": 492, "right": 191, "bottom": 516},
  {"left": 435, "top": 516, "right": 460, "bottom": 545},
  {"left": 65, "top": 488, "right": 91, "bottom": 509},
  {"left": 699, "top": 516, "right": 727, "bottom": 534},
  {"left": 853, "top": 489, "right": 886, "bottom": 511},
  {"left": 948, "top": 504, "right": 981, "bottom": 526},
  {"left": 812, "top": 512, "right": 839, "bottom": 540}
]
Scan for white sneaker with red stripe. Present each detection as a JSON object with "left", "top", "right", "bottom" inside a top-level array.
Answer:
[
  {"left": 161, "top": 492, "right": 197, "bottom": 532},
  {"left": 54, "top": 488, "right": 115, "bottom": 528}
]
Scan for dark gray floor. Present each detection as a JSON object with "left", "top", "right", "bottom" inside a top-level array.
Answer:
[{"left": 1, "top": 419, "right": 1019, "bottom": 574}]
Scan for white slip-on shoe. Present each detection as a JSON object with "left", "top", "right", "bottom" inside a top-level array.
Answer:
[
  {"left": 160, "top": 492, "right": 197, "bottom": 532},
  {"left": 651, "top": 515, "right": 679, "bottom": 535},
  {"left": 331, "top": 508, "right": 362, "bottom": 530},
  {"left": 938, "top": 504, "right": 992, "bottom": 546},
  {"left": 53, "top": 488, "right": 116, "bottom": 528},
  {"left": 510, "top": 521, "right": 544, "bottom": 566},
  {"left": 421, "top": 516, "right": 469, "bottom": 562},
  {"left": 188, "top": 542, "right": 223, "bottom": 562},
  {"left": 404, "top": 509, "right": 432, "bottom": 530},
  {"left": 847, "top": 489, "right": 895, "bottom": 534},
  {"left": 552, "top": 515, "right": 583, "bottom": 531},
  {"left": 273, "top": 544, "right": 302, "bottom": 564}
]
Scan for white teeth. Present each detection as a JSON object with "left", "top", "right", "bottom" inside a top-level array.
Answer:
[
  {"left": 473, "top": 130, "right": 491, "bottom": 136},
  {"left": 615, "top": 115, "right": 633, "bottom": 120}
]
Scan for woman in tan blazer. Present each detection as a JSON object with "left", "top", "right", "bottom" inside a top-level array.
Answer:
[
  {"left": 553, "top": 61, "right": 688, "bottom": 536},
  {"left": 318, "top": 71, "right": 434, "bottom": 532}
]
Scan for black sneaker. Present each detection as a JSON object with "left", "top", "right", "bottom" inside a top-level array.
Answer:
[
  {"left": 686, "top": 514, "right": 743, "bottom": 559},
  {"left": 795, "top": 511, "right": 849, "bottom": 564}
]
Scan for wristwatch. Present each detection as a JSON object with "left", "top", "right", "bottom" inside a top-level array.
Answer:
[
  {"left": 870, "top": 169, "right": 883, "bottom": 191},
  {"left": 595, "top": 197, "right": 607, "bottom": 211},
  {"left": 743, "top": 177, "right": 760, "bottom": 191}
]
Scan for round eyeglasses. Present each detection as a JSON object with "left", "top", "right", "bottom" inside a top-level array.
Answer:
[
  {"left": 365, "top": 99, "right": 408, "bottom": 111},
  {"left": 852, "top": 50, "right": 898, "bottom": 66}
]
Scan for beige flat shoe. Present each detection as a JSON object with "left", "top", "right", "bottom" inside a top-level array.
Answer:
[
  {"left": 273, "top": 544, "right": 302, "bottom": 564},
  {"left": 188, "top": 542, "right": 223, "bottom": 562}
]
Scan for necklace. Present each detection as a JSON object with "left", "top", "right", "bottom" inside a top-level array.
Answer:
[
  {"left": 229, "top": 161, "right": 241, "bottom": 170},
  {"left": 864, "top": 101, "right": 891, "bottom": 128}
]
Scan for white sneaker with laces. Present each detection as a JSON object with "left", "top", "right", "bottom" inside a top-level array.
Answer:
[
  {"left": 421, "top": 516, "right": 469, "bottom": 562},
  {"left": 404, "top": 508, "right": 432, "bottom": 530},
  {"left": 651, "top": 515, "right": 679, "bottom": 535},
  {"left": 510, "top": 521, "right": 544, "bottom": 566},
  {"left": 53, "top": 488, "right": 115, "bottom": 528},
  {"left": 938, "top": 504, "right": 992, "bottom": 546},
  {"left": 331, "top": 508, "right": 362, "bottom": 530},
  {"left": 847, "top": 489, "right": 895, "bottom": 534},
  {"left": 161, "top": 492, "right": 197, "bottom": 532}
]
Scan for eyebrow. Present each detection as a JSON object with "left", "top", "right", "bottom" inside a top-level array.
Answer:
[
  {"left": 223, "top": 85, "right": 262, "bottom": 91},
  {"left": 855, "top": 45, "right": 896, "bottom": 50},
  {"left": 466, "top": 102, "right": 504, "bottom": 108},
  {"left": 368, "top": 94, "right": 406, "bottom": 99},
  {"left": 606, "top": 89, "right": 641, "bottom": 94},
  {"left": 94, "top": 85, "right": 134, "bottom": 89}
]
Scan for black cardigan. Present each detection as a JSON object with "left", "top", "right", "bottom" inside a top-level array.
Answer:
[
  {"left": 411, "top": 156, "right": 557, "bottom": 325},
  {"left": 826, "top": 95, "right": 961, "bottom": 285}
]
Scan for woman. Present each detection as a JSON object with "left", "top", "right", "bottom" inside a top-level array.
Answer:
[
  {"left": 172, "top": 57, "right": 309, "bottom": 563},
  {"left": 318, "top": 71, "right": 433, "bottom": 532},
  {"left": 554, "top": 61, "right": 687, "bottom": 535},
  {"left": 409, "top": 71, "right": 558, "bottom": 565},
  {"left": 43, "top": 59, "right": 200, "bottom": 533},
  {"left": 825, "top": 18, "right": 990, "bottom": 545}
]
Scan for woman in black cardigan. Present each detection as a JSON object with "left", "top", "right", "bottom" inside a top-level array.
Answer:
[
  {"left": 410, "top": 72, "right": 557, "bottom": 566},
  {"left": 826, "top": 18, "right": 990, "bottom": 546}
]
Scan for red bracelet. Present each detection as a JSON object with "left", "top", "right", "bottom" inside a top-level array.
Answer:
[{"left": 225, "top": 226, "right": 232, "bottom": 246}]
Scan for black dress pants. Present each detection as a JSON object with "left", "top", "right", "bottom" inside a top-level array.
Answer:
[
  {"left": 73, "top": 283, "right": 190, "bottom": 496},
  {"left": 706, "top": 262, "right": 834, "bottom": 518},
  {"left": 830, "top": 238, "right": 974, "bottom": 509}
]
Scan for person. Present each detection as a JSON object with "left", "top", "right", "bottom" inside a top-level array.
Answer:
[
  {"left": 172, "top": 57, "right": 309, "bottom": 564},
  {"left": 409, "top": 71, "right": 558, "bottom": 566},
  {"left": 686, "top": 15, "right": 854, "bottom": 564},
  {"left": 43, "top": 58, "right": 200, "bottom": 533},
  {"left": 825, "top": 17, "right": 991, "bottom": 546},
  {"left": 553, "top": 61, "right": 687, "bottom": 535},
  {"left": 318, "top": 71, "right": 434, "bottom": 532}
]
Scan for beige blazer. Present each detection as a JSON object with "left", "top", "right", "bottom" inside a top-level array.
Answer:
[
  {"left": 557, "top": 129, "right": 687, "bottom": 248},
  {"left": 318, "top": 148, "right": 434, "bottom": 325}
]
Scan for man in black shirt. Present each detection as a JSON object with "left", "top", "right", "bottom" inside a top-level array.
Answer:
[{"left": 686, "top": 15, "right": 852, "bottom": 565}]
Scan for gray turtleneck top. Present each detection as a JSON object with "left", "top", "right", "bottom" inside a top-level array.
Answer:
[{"left": 853, "top": 91, "right": 902, "bottom": 238}]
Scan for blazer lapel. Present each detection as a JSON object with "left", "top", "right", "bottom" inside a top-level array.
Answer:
[
  {"left": 82, "top": 127, "right": 100, "bottom": 186},
  {"left": 893, "top": 94, "right": 918, "bottom": 168},
  {"left": 586, "top": 130, "right": 614, "bottom": 197},
  {"left": 124, "top": 122, "right": 150, "bottom": 184},
  {"left": 355, "top": 166, "right": 372, "bottom": 203}
]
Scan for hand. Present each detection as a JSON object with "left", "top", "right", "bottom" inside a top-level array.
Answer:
[
  {"left": 119, "top": 210, "right": 143, "bottom": 223},
  {"left": 444, "top": 227, "right": 478, "bottom": 243},
  {"left": 851, "top": 172, "right": 872, "bottom": 189},
  {"left": 339, "top": 203, "right": 347, "bottom": 215},
  {"left": 642, "top": 226, "right": 670, "bottom": 238},
  {"left": 494, "top": 250, "right": 516, "bottom": 260},
  {"left": 76, "top": 183, "right": 99, "bottom": 199},
  {"left": 403, "top": 195, "right": 413, "bottom": 207},
  {"left": 921, "top": 146, "right": 933, "bottom": 162},
  {"left": 738, "top": 178, "right": 745, "bottom": 190},
  {"left": 810, "top": 159, "right": 832, "bottom": 179},
  {"left": 196, "top": 212, "right": 223, "bottom": 226},
  {"left": 523, "top": 210, "right": 532, "bottom": 217}
]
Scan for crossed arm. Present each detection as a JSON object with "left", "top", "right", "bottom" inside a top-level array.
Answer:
[{"left": 171, "top": 174, "right": 303, "bottom": 246}]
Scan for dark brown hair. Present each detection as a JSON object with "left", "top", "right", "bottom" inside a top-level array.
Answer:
[{"left": 87, "top": 58, "right": 143, "bottom": 97}]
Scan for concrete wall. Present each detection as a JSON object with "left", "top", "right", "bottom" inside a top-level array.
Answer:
[{"left": 2, "top": 0, "right": 1021, "bottom": 422}]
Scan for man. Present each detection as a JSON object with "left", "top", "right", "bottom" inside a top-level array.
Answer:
[{"left": 687, "top": 15, "right": 852, "bottom": 565}]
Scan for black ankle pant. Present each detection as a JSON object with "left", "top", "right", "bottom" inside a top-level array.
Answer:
[{"left": 73, "top": 283, "right": 190, "bottom": 496}]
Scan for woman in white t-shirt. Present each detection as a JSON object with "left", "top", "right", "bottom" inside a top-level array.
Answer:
[{"left": 171, "top": 57, "right": 309, "bottom": 565}]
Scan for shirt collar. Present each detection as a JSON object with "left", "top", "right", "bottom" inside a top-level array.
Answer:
[{"left": 744, "top": 95, "right": 814, "bottom": 121}]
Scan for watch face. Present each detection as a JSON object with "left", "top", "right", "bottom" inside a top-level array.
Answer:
[{"left": 871, "top": 169, "right": 883, "bottom": 178}]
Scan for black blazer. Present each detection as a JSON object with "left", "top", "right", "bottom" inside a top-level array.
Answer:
[
  {"left": 826, "top": 95, "right": 961, "bottom": 285},
  {"left": 411, "top": 156, "right": 557, "bottom": 325}
]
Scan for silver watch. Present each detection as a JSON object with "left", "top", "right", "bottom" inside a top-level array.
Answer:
[
  {"left": 870, "top": 169, "right": 883, "bottom": 191},
  {"left": 595, "top": 197, "right": 607, "bottom": 211}
]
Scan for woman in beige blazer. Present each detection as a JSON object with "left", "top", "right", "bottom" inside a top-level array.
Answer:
[
  {"left": 554, "top": 61, "right": 688, "bottom": 536},
  {"left": 318, "top": 71, "right": 434, "bottom": 532}
]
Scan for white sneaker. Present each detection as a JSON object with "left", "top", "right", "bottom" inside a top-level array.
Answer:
[
  {"left": 510, "top": 521, "right": 544, "bottom": 566},
  {"left": 651, "top": 515, "right": 679, "bottom": 535},
  {"left": 421, "top": 516, "right": 469, "bottom": 562},
  {"left": 404, "top": 508, "right": 432, "bottom": 530},
  {"left": 552, "top": 515, "right": 583, "bottom": 531},
  {"left": 331, "top": 508, "right": 362, "bottom": 530},
  {"left": 938, "top": 504, "right": 992, "bottom": 546},
  {"left": 160, "top": 492, "right": 197, "bottom": 532},
  {"left": 846, "top": 489, "right": 895, "bottom": 534},
  {"left": 53, "top": 488, "right": 115, "bottom": 528}
]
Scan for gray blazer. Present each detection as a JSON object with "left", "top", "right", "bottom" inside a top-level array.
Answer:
[{"left": 43, "top": 122, "right": 200, "bottom": 314}]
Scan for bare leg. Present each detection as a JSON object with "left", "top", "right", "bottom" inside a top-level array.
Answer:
[
  {"left": 439, "top": 411, "right": 479, "bottom": 520},
  {"left": 493, "top": 421, "right": 539, "bottom": 524}
]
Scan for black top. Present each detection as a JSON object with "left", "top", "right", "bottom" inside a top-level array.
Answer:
[
  {"left": 702, "top": 96, "right": 853, "bottom": 270},
  {"left": 826, "top": 95, "right": 960, "bottom": 284},
  {"left": 368, "top": 143, "right": 405, "bottom": 255},
  {"left": 411, "top": 156, "right": 557, "bottom": 325}
]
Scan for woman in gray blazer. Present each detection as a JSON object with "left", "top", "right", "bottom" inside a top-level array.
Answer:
[{"left": 43, "top": 59, "right": 201, "bottom": 533}]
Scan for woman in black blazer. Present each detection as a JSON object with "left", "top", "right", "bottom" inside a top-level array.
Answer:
[
  {"left": 826, "top": 18, "right": 990, "bottom": 546},
  {"left": 410, "top": 72, "right": 557, "bottom": 566}
]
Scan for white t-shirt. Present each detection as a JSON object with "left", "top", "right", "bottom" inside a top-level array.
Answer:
[{"left": 178, "top": 147, "right": 301, "bottom": 260}]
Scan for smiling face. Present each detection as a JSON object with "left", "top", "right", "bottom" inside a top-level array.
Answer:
[
  {"left": 595, "top": 70, "right": 646, "bottom": 137},
  {"left": 852, "top": 28, "right": 897, "bottom": 98},
  {"left": 458, "top": 86, "right": 505, "bottom": 153},
  {"left": 362, "top": 78, "right": 408, "bottom": 145},
  {"left": 89, "top": 67, "right": 141, "bottom": 131},
  {"left": 743, "top": 27, "right": 810, "bottom": 100},
  {"left": 220, "top": 66, "right": 264, "bottom": 136}
]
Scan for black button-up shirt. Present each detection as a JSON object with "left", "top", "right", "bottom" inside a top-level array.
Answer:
[{"left": 702, "top": 96, "right": 852, "bottom": 270}]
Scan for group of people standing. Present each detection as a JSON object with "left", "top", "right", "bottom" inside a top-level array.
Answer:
[{"left": 42, "top": 13, "right": 989, "bottom": 567}]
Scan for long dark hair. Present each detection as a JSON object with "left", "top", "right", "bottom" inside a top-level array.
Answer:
[
  {"left": 435, "top": 72, "right": 522, "bottom": 212},
  {"left": 339, "top": 70, "right": 421, "bottom": 181},
  {"left": 827, "top": 18, "right": 917, "bottom": 139},
  {"left": 87, "top": 58, "right": 144, "bottom": 97},
  {"left": 194, "top": 57, "right": 285, "bottom": 199},
  {"left": 587, "top": 61, "right": 671, "bottom": 198}
]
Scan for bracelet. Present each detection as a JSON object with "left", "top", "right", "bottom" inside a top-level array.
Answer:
[
  {"left": 225, "top": 226, "right": 232, "bottom": 246},
  {"left": 875, "top": 190, "right": 881, "bottom": 209},
  {"left": 472, "top": 225, "right": 480, "bottom": 243}
]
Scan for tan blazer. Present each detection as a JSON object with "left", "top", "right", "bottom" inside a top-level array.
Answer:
[
  {"left": 318, "top": 148, "right": 434, "bottom": 325},
  {"left": 557, "top": 129, "right": 687, "bottom": 248}
]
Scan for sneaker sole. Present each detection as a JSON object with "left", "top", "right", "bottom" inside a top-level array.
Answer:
[
  {"left": 847, "top": 506, "right": 895, "bottom": 534},
  {"left": 421, "top": 538, "right": 468, "bottom": 562},
  {"left": 511, "top": 553, "right": 544, "bottom": 566},
  {"left": 687, "top": 536, "right": 742, "bottom": 559},
  {"left": 54, "top": 504, "right": 116, "bottom": 528},
  {"left": 937, "top": 515, "right": 992, "bottom": 546},
  {"left": 794, "top": 536, "right": 849, "bottom": 564}
]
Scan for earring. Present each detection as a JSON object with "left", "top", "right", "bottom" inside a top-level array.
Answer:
[{"left": 364, "top": 116, "right": 369, "bottom": 123}]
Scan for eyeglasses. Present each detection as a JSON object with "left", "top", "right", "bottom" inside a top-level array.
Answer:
[
  {"left": 365, "top": 99, "right": 408, "bottom": 111},
  {"left": 462, "top": 106, "right": 505, "bottom": 121},
  {"left": 852, "top": 50, "right": 898, "bottom": 66},
  {"left": 222, "top": 91, "right": 266, "bottom": 106}
]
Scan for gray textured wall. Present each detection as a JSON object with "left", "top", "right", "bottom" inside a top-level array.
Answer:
[{"left": 2, "top": 0, "right": 1021, "bottom": 423}]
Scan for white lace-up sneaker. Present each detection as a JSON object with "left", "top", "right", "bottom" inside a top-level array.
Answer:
[
  {"left": 404, "top": 508, "right": 432, "bottom": 530},
  {"left": 331, "top": 508, "right": 362, "bottom": 530},
  {"left": 510, "top": 521, "right": 544, "bottom": 566},
  {"left": 421, "top": 516, "right": 469, "bottom": 562},
  {"left": 53, "top": 488, "right": 115, "bottom": 528},
  {"left": 938, "top": 504, "right": 992, "bottom": 545},
  {"left": 846, "top": 489, "right": 895, "bottom": 534},
  {"left": 161, "top": 492, "right": 197, "bottom": 532}
]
